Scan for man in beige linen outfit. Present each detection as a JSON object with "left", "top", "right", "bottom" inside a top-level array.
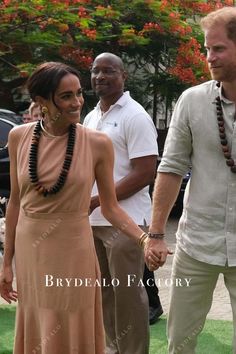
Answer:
[{"left": 149, "top": 7, "right": 236, "bottom": 354}]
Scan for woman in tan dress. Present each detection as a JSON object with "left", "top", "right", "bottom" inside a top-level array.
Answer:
[{"left": 0, "top": 62, "right": 162, "bottom": 354}]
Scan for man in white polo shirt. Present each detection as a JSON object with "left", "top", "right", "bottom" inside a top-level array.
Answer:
[{"left": 84, "top": 52, "right": 158, "bottom": 354}]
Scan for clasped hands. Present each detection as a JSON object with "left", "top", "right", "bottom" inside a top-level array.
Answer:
[{"left": 144, "top": 238, "right": 173, "bottom": 271}]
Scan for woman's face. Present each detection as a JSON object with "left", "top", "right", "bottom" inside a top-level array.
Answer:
[{"left": 46, "top": 73, "right": 84, "bottom": 124}]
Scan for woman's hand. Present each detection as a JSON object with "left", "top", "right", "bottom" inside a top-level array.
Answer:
[
  {"left": 144, "top": 238, "right": 173, "bottom": 271},
  {"left": 0, "top": 266, "right": 17, "bottom": 304}
]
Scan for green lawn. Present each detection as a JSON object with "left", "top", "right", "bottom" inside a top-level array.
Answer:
[
  {"left": 150, "top": 317, "right": 233, "bottom": 354},
  {"left": 0, "top": 306, "right": 16, "bottom": 354},
  {"left": 0, "top": 305, "right": 233, "bottom": 354}
]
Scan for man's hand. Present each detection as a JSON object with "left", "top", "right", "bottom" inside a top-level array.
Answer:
[
  {"left": 89, "top": 195, "right": 100, "bottom": 215},
  {"left": 0, "top": 266, "right": 17, "bottom": 304},
  {"left": 144, "top": 238, "right": 173, "bottom": 271}
]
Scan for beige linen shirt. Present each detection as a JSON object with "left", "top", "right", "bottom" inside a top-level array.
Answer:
[{"left": 159, "top": 80, "right": 236, "bottom": 266}]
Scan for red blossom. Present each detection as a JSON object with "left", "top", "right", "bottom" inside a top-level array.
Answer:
[
  {"left": 95, "top": 4, "right": 117, "bottom": 18},
  {"left": 60, "top": 46, "right": 93, "bottom": 69},
  {"left": 169, "top": 66, "right": 197, "bottom": 84},
  {"left": 35, "top": 5, "right": 44, "bottom": 10},
  {"left": 170, "top": 24, "right": 190, "bottom": 36},
  {"left": 143, "top": 22, "right": 164, "bottom": 34},
  {"left": 169, "top": 37, "right": 210, "bottom": 84},
  {"left": 71, "top": 0, "right": 91, "bottom": 3},
  {"left": 81, "top": 28, "right": 97, "bottom": 40},
  {"left": 78, "top": 6, "right": 87, "bottom": 17},
  {"left": 74, "top": 21, "right": 81, "bottom": 28},
  {"left": 169, "top": 12, "right": 180, "bottom": 20}
]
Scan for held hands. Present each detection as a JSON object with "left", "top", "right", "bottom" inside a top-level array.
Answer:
[
  {"left": 0, "top": 266, "right": 17, "bottom": 304},
  {"left": 144, "top": 238, "right": 173, "bottom": 271},
  {"left": 89, "top": 196, "right": 100, "bottom": 215}
]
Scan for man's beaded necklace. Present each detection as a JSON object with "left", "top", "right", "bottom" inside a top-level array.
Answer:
[{"left": 215, "top": 81, "right": 236, "bottom": 173}]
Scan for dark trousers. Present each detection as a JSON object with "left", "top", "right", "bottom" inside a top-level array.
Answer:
[{"left": 143, "top": 264, "right": 161, "bottom": 308}]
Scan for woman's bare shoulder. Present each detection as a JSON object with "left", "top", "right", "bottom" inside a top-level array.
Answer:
[
  {"left": 9, "top": 123, "right": 31, "bottom": 137},
  {"left": 9, "top": 123, "right": 34, "bottom": 143}
]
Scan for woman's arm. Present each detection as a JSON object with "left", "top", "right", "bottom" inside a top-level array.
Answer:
[
  {"left": 0, "top": 127, "right": 21, "bottom": 303},
  {"left": 92, "top": 131, "right": 171, "bottom": 269},
  {"left": 93, "top": 132, "right": 142, "bottom": 237}
]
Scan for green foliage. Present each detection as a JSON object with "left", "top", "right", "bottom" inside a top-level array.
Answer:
[{"left": 0, "top": 0, "right": 233, "bottom": 114}]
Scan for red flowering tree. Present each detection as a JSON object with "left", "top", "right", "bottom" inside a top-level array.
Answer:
[{"left": 0, "top": 0, "right": 234, "bottom": 119}]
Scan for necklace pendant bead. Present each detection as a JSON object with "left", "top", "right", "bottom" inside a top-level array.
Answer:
[
  {"left": 221, "top": 139, "right": 228, "bottom": 145},
  {"left": 224, "top": 152, "right": 231, "bottom": 158},
  {"left": 215, "top": 89, "right": 236, "bottom": 174},
  {"left": 222, "top": 146, "right": 229, "bottom": 152},
  {"left": 226, "top": 159, "right": 234, "bottom": 166}
]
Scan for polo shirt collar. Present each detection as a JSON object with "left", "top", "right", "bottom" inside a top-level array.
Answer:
[{"left": 96, "top": 91, "right": 130, "bottom": 113}]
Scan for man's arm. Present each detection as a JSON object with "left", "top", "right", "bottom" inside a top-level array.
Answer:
[
  {"left": 141, "top": 172, "right": 181, "bottom": 268},
  {"left": 90, "top": 154, "right": 157, "bottom": 212},
  {"left": 149, "top": 172, "right": 183, "bottom": 234},
  {"left": 115, "top": 155, "right": 157, "bottom": 198}
]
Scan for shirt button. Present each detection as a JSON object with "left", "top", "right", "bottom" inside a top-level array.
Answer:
[{"left": 229, "top": 207, "right": 233, "bottom": 211}]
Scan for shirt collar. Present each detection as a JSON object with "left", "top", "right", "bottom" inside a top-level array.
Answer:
[
  {"left": 95, "top": 91, "right": 130, "bottom": 113},
  {"left": 217, "top": 82, "right": 233, "bottom": 104}
]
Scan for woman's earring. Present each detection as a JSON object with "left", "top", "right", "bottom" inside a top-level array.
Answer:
[
  {"left": 41, "top": 106, "right": 48, "bottom": 117},
  {"left": 52, "top": 112, "right": 61, "bottom": 122}
]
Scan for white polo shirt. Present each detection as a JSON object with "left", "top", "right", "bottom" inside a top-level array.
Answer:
[{"left": 83, "top": 91, "right": 158, "bottom": 226}]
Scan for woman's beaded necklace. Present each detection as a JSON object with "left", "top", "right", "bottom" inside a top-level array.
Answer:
[
  {"left": 29, "top": 120, "right": 76, "bottom": 196},
  {"left": 215, "top": 81, "right": 236, "bottom": 173}
]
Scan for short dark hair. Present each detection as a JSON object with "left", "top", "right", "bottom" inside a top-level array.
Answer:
[{"left": 27, "top": 62, "right": 81, "bottom": 102}]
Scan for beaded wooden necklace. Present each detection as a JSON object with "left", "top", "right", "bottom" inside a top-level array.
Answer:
[
  {"left": 215, "top": 81, "right": 236, "bottom": 173},
  {"left": 29, "top": 120, "right": 76, "bottom": 196}
]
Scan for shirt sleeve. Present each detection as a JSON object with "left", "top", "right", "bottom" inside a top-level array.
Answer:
[
  {"left": 83, "top": 113, "right": 90, "bottom": 127},
  {"left": 158, "top": 91, "right": 192, "bottom": 176},
  {"left": 124, "top": 112, "right": 158, "bottom": 159}
]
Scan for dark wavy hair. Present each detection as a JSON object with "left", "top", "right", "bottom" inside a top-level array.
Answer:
[{"left": 27, "top": 62, "right": 81, "bottom": 104}]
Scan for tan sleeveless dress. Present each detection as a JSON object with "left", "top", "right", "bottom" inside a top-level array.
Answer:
[{"left": 13, "top": 123, "right": 105, "bottom": 354}]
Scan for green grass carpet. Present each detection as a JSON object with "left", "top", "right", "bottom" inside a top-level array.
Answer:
[
  {"left": 0, "top": 306, "right": 16, "bottom": 354},
  {"left": 150, "top": 317, "right": 233, "bottom": 354},
  {"left": 0, "top": 305, "right": 233, "bottom": 354}
]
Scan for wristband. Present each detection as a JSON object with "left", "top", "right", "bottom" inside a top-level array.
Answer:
[{"left": 148, "top": 232, "right": 165, "bottom": 240}]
